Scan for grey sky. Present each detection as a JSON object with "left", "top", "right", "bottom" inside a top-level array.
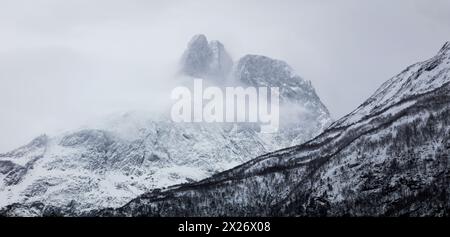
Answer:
[{"left": 1, "top": 0, "right": 450, "bottom": 152}]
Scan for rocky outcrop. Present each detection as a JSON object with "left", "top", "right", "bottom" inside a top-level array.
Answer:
[{"left": 180, "top": 34, "right": 233, "bottom": 80}]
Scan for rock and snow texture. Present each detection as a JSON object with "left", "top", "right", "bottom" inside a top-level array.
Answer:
[
  {"left": 180, "top": 35, "right": 332, "bottom": 147},
  {"left": 0, "top": 34, "right": 331, "bottom": 215},
  {"left": 234, "top": 54, "right": 331, "bottom": 145},
  {"left": 75, "top": 42, "right": 450, "bottom": 217},
  {"left": 0, "top": 115, "right": 272, "bottom": 212},
  {"left": 331, "top": 41, "right": 450, "bottom": 129}
]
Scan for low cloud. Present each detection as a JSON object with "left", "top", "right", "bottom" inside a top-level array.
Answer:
[{"left": 1, "top": 0, "right": 450, "bottom": 151}]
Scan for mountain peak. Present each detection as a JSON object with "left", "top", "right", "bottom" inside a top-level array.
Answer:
[
  {"left": 187, "top": 34, "right": 208, "bottom": 48},
  {"left": 180, "top": 34, "right": 233, "bottom": 80},
  {"left": 234, "top": 54, "right": 319, "bottom": 102}
]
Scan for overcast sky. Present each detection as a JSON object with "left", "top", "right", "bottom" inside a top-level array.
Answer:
[{"left": 1, "top": 0, "right": 450, "bottom": 152}]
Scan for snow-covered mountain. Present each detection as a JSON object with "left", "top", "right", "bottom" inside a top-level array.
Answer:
[
  {"left": 0, "top": 117, "right": 273, "bottom": 212},
  {"left": 72, "top": 41, "right": 450, "bottom": 217},
  {"left": 0, "top": 35, "right": 331, "bottom": 214}
]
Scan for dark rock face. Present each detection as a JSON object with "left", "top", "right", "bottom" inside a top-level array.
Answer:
[
  {"left": 0, "top": 136, "right": 47, "bottom": 188},
  {"left": 0, "top": 160, "right": 17, "bottom": 175},
  {"left": 180, "top": 34, "right": 233, "bottom": 80},
  {"left": 235, "top": 55, "right": 319, "bottom": 103}
]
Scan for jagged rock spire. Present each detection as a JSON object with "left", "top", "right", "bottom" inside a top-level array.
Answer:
[{"left": 180, "top": 34, "right": 233, "bottom": 80}]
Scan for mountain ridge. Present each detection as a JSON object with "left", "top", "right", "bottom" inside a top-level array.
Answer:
[
  {"left": 84, "top": 41, "right": 450, "bottom": 217},
  {"left": 0, "top": 35, "right": 331, "bottom": 214}
]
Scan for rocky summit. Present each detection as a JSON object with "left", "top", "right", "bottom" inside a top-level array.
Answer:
[
  {"left": 180, "top": 34, "right": 233, "bottom": 80},
  {"left": 0, "top": 35, "right": 331, "bottom": 215}
]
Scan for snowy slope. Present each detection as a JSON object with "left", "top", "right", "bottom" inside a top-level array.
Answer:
[
  {"left": 77, "top": 41, "right": 450, "bottom": 217},
  {"left": 331, "top": 42, "right": 450, "bottom": 128},
  {"left": 0, "top": 114, "right": 274, "bottom": 211},
  {"left": 0, "top": 35, "right": 331, "bottom": 214}
]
